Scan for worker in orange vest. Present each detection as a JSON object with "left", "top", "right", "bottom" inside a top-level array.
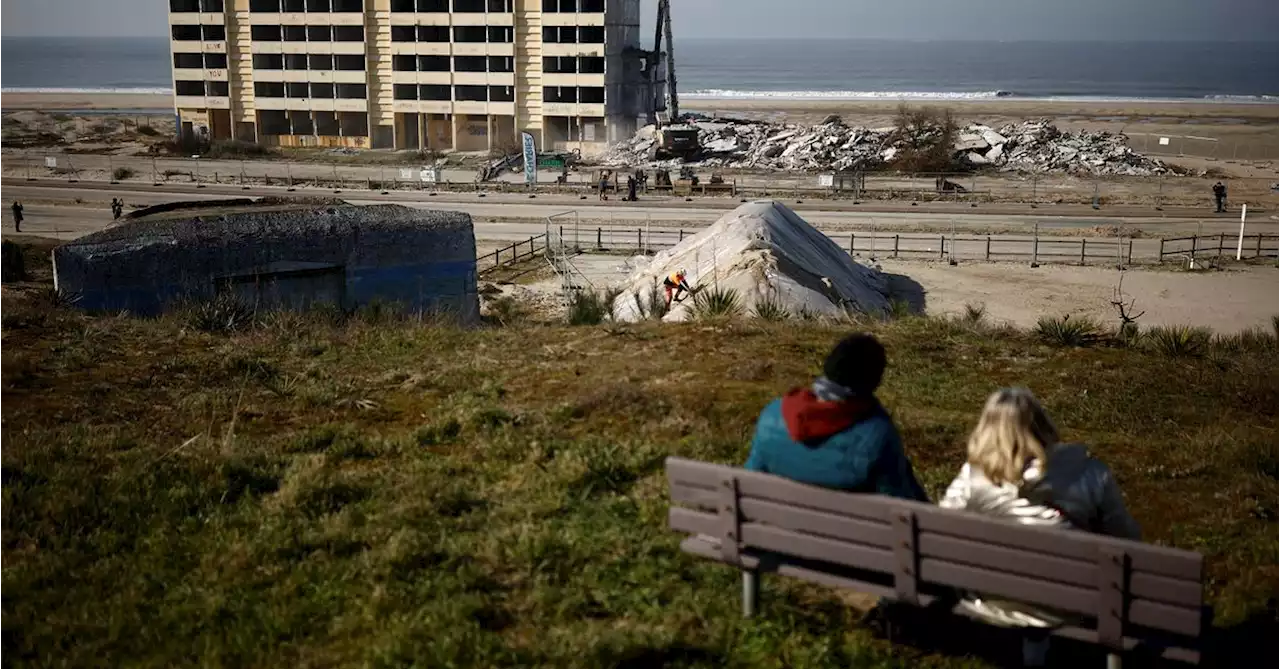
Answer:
[{"left": 663, "top": 269, "right": 693, "bottom": 307}]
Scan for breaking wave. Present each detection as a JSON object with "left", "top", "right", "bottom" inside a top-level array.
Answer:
[
  {"left": 685, "top": 89, "right": 1019, "bottom": 100},
  {"left": 686, "top": 89, "right": 1278, "bottom": 103},
  {"left": 1, "top": 87, "right": 173, "bottom": 95}
]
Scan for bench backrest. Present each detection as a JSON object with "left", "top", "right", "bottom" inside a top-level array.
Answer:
[{"left": 667, "top": 457, "right": 1206, "bottom": 650}]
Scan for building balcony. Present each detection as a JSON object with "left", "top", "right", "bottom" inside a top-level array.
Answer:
[
  {"left": 541, "top": 43, "right": 604, "bottom": 58},
  {"left": 541, "top": 13, "right": 604, "bottom": 26},
  {"left": 452, "top": 42, "right": 514, "bottom": 57},
  {"left": 542, "top": 102, "right": 605, "bottom": 117},
  {"left": 392, "top": 100, "right": 454, "bottom": 115},
  {"left": 172, "top": 67, "right": 228, "bottom": 82},
  {"left": 392, "top": 71, "right": 452, "bottom": 85},
  {"left": 450, "top": 12, "right": 513, "bottom": 26},
  {"left": 167, "top": 12, "right": 224, "bottom": 25},
  {"left": 392, "top": 43, "right": 451, "bottom": 56},
  {"left": 542, "top": 73, "right": 605, "bottom": 88},
  {"left": 173, "top": 95, "right": 231, "bottom": 110},
  {"left": 390, "top": 12, "right": 450, "bottom": 26},
  {"left": 452, "top": 72, "right": 515, "bottom": 86}
]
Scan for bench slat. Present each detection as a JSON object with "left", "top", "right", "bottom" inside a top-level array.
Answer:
[
  {"left": 920, "top": 559, "right": 1203, "bottom": 637},
  {"left": 668, "top": 457, "right": 897, "bottom": 523},
  {"left": 919, "top": 534, "right": 1203, "bottom": 608},
  {"left": 678, "top": 536, "right": 1201, "bottom": 664},
  {"left": 743, "top": 523, "right": 896, "bottom": 574},
  {"left": 740, "top": 497, "right": 894, "bottom": 549},
  {"left": 913, "top": 504, "right": 1202, "bottom": 581}
]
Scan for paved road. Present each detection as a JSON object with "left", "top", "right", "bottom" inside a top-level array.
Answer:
[{"left": 7, "top": 180, "right": 1260, "bottom": 266}]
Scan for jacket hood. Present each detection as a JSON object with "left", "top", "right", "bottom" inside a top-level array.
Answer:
[{"left": 779, "top": 387, "right": 875, "bottom": 444}]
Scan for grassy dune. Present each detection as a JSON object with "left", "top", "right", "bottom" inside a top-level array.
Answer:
[{"left": 2, "top": 246, "right": 1276, "bottom": 667}]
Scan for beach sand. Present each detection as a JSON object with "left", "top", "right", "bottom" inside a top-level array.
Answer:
[{"left": 2, "top": 92, "right": 173, "bottom": 112}]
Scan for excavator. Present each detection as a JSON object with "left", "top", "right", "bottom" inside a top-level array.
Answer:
[{"left": 646, "top": 0, "right": 699, "bottom": 161}]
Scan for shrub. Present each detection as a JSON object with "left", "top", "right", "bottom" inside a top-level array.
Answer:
[
  {"left": 889, "top": 105, "right": 959, "bottom": 172},
  {"left": 137, "top": 125, "right": 160, "bottom": 137},
  {"left": 751, "top": 297, "right": 790, "bottom": 321},
  {"left": 1035, "top": 314, "right": 1104, "bottom": 347},
  {"left": 1145, "top": 325, "right": 1212, "bottom": 357},
  {"left": 1212, "top": 328, "right": 1278, "bottom": 356},
  {"left": 486, "top": 295, "right": 528, "bottom": 326},
  {"left": 691, "top": 287, "right": 743, "bottom": 320},
  {"left": 112, "top": 167, "right": 136, "bottom": 181},
  {"left": 631, "top": 280, "right": 669, "bottom": 321},
  {"left": 183, "top": 294, "right": 257, "bottom": 334},
  {"left": 206, "top": 139, "right": 276, "bottom": 159},
  {"left": 888, "top": 298, "right": 915, "bottom": 320},
  {"left": 962, "top": 302, "right": 987, "bottom": 324},
  {"left": 566, "top": 289, "right": 611, "bottom": 326}
]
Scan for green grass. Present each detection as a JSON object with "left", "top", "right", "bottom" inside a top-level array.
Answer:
[
  {"left": 2, "top": 290, "right": 1277, "bottom": 667},
  {"left": 691, "top": 287, "right": 743, "bottom": 320},
  {"left": 1034, "top": 314, "right": 1105, "bottom": 347}
]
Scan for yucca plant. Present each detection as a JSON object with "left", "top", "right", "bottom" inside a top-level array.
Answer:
[
  {"left": 1212, "top": 328, "right": 1276, "bottom": 355},
  {"left": 691, "top": 286, "right": 743, "bottom": 320},
  {"left": 567, "top": 289, "right": 610, "bottom": 325},
  {"left": 888, "top": 298, "right": 915, "bottom": 320},
  {"left": 1145, "top": 325, "right": 1212, "bottom": 357},
  {"left": 751, "top": 297, "right": 790, "bottom": 321},
  {"left": 1035, "top": 314, "right": 1104, "bottom": 347},
  {"left": 185, "top": 294, "right": 256, "bottom": 334},
  {"left": 962, "top": 302, "right": 987, "bottom": 324}
]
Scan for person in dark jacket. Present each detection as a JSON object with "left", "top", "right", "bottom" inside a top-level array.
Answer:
[
  {"left": 1212, "top": 181, "right": 1227, "bottom": 213},
  {"left": 11, "top": 201, "right": 23, "bottom": 232},
  {"left": 744, "top": 333, "right": 928, "bottom": 502}
]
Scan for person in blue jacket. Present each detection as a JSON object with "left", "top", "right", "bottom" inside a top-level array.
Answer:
[{"left": 744, "top": 332, "right": 928, "bottom": 502}]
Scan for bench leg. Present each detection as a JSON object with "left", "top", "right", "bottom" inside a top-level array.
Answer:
[
  {"left": 1106, "top": 652, "right": 1122, "bottom": 669},
  {"left": 742, "top": 570, "right": 759, "bottom": 618}
]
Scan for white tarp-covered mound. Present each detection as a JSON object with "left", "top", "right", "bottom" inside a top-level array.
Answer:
[{"left": 610, "top": 200, "right": 890, "bottom": 322}]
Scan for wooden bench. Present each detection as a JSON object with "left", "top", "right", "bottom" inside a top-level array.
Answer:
[{"left": 666, "top": 457, "right": 1209, "bottom": 667}]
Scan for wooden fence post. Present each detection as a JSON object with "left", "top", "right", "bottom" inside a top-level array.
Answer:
[
  {"left": 637, "top": 228, "right": 642, "bottom": 249},
  {"left": 1190, "top": 236, "right": 1197, "bottom": 261},
  {"left": 1158, "top": 238, "right": 1165, "bottom": 261},
  {"left": 1256, "top": 234, "right": 1263, "bottom": 257},
  {"left": 894, "top": 234, "right": 900, "bottom": 258},
  {"left": 985, "top": 236, "right": 991, "bottom": 261},
  {"left": 1218, "top": 233, "right": 1225, "bottom": 257},
  {"left": 1080, "top": 238, "right": 1087, "bottom": 265},
  {"left": 1127, "top": 239, "right": 1133, "bottom": 265},
  {"left": 597, "top": 227, "right": 602, "bottom": 249},
  {"left": 939, "top": 235, "right": 945, "bottom": 260},
  {"left": 849, "top": 233, "right": 855, "bottom": 255}
]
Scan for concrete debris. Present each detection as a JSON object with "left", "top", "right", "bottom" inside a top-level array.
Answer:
[{"left": 600, "top": 118, "right": 1170, "bottom": 176}]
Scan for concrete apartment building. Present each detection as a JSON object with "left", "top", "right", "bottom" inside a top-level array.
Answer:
[{"left": 168, "top": 0, "right": 655, "bottom": 154}]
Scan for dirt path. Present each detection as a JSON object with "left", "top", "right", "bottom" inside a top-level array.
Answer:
[{"left": 883, "top": 260, "right": 1278, "bottom": 332}]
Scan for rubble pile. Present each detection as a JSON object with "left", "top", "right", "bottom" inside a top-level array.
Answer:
[{"left": 600, "top": 117, "right": 1169, "bottom": 176}]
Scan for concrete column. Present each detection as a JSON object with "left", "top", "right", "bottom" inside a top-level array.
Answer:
[
  {"left": 418, "top": 113, "right": 426, "bottom": 150},
  {"left": 452, "top": 113, "right": 461, "bottom": 153}
]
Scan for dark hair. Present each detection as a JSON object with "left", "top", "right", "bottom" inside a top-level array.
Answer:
[{"left": 823, "top": 333, "right": 886, "bottom": 394}]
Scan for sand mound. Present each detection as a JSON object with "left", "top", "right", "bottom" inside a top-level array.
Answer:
[{"left": 610, "top": 200, "right": 889, "bottom": 321}]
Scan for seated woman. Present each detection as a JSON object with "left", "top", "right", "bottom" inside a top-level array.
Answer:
[{"left": 939, "top": 387, "right": 1140, "bottom": 665}]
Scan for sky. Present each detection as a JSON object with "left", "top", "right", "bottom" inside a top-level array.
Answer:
[{"left": 2, "top": 0, "right": 1277, "bottom": 41}]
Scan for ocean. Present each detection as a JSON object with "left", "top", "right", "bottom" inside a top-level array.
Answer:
[{"left": 2, "top": 37, "right": 1275, "bottom": 102}]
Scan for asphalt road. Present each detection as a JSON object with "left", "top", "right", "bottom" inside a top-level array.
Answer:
[{"left": 7, "top": 180, "right": 1263, "bottom": 265}]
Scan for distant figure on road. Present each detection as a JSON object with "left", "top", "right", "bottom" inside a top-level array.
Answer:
[
  {"left": 111, "top": 198, "right": 124, "bottom": 220},
  {"left": 11, "top": 201, "right": 23, "bottom": 232},
  {"left": 1212, "top": 181, "right": 1227, "bottom": 213},
  {"left": 626, "top": 174, "right": 638, "bottom": 202},
  {"left": 598, "top": 173, "right": 609, "bottom": 201}
]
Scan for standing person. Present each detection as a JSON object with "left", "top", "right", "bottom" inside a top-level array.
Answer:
[
  {"left": 744, "top": 333, "right": 928, "bottom": 502},
  {"left": 1212, "top": 181, "right": 1227, "bottom": 213},
  {"left": 938, "top": 387, "right": 1139, "bottom": 666},
  {"left": 626, "top": 174, "right": 638, "bottom": 202},
  {"left": 11, "top": 201, "right": 23, "bottom": 232},
  {"left": 598, "top": 172, "right": 609, "bottom": 201},
  {"left": 111, "top": 198, "right": 124, "bottom": 220}
]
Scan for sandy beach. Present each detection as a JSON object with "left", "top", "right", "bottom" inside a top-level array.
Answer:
[{"left": 1, "top": 92, "right": 173, "bottom": 111}]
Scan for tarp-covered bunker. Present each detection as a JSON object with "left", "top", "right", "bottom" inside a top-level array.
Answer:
[{"left": 53, "top": 201, "right": 479, "bottom": 321}]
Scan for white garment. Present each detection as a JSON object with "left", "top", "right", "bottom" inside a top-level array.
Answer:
[{"left": 938, "top": 444, "right": 1141, "bottom": 628}]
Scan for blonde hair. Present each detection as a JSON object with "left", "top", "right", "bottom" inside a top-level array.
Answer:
[{"left": 966, "top": 388, "right": 1060, "bottom": 486}]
